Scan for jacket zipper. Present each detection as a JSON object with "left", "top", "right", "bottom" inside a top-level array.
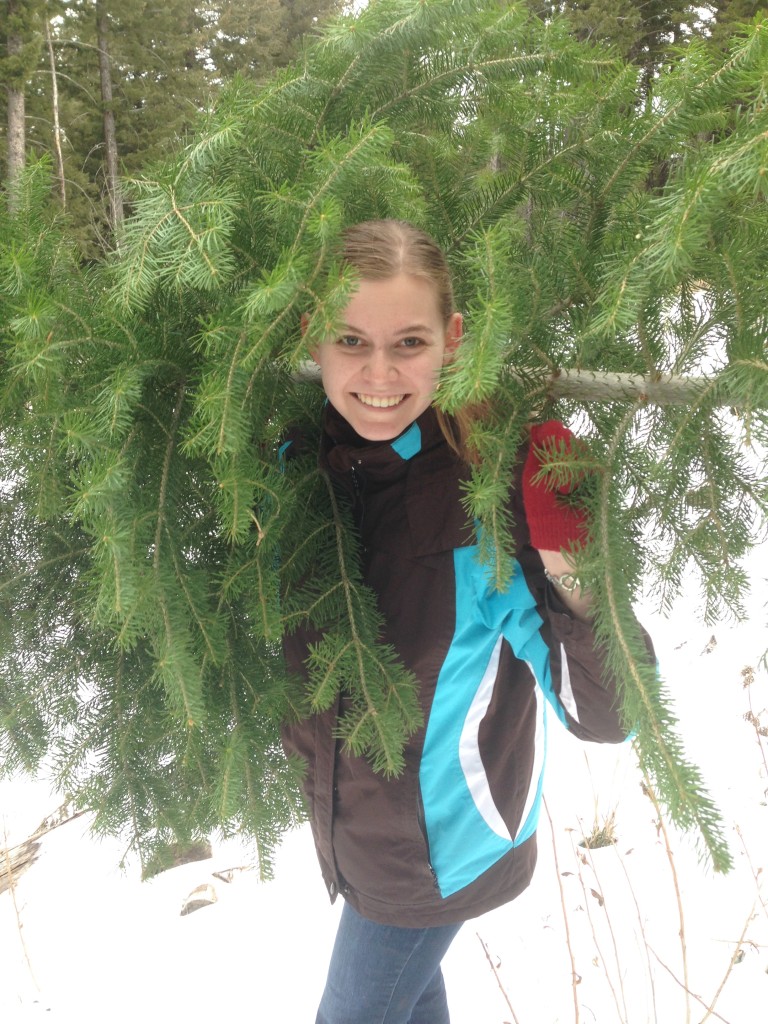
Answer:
[
  {"left": 417, "top": 786, "right": 440, "bottom": 890},
  {"left": 350, "top": 462, "right": 365, "bottom": 532}
]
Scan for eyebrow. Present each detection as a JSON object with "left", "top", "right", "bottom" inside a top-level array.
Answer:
[{"left": 343, "top": 323, "right": 437, "bottom": 336}]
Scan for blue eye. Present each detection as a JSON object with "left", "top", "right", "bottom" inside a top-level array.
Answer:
[
  {"left": 339, "top": 335, "right": 362, "bottom": 347},
  {"left": 401, "top": 337, "right": 424, "bottom": 348}
]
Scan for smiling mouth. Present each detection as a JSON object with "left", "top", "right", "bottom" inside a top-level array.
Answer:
[{"left": 355, "top": 393, "right": 406, "bottom": 409}]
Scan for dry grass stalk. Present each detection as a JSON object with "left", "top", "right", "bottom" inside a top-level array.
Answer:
[
  {"left": 2, "top": 823, "right": 39, "bottom": 990},
  {"left": 579, "top": 810, "right": 618, "bottom": 851},
  {"left": 570, "top": 828, "right": 628, "bottom": 1023},
  {"left": 648, "top": 948, "right": 732, "bottom": 1024},
  {"left": 0, "top": 838, "right": 41, "bottom": 896},
  {"left": 640, "top": 772, "right": 691, "bottom": 1024},
  {"left": 612, "top": 836, "right": 660, "bottom": 1020},
  {"left": 741, "top": 665, "right": 768, "bottom": 791},
  {"left": 476, "top": 932, "right": 522, "bottom": 1024},
  {"left": 543, "top": 796, "right": 581, "bottom": 1023},
  {"left": 734, "top": 824, "right": 767, "bottom": 924},
  {"left": 698, "top": 903, "right": 756, "bottom": 1024}
]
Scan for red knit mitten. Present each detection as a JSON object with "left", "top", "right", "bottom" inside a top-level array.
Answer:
[{"left": 523, "top": 420, "right": 589, "bottom": 551}]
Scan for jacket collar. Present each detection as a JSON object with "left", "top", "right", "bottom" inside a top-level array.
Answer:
[
  {"left": 320, "top": 404, "right": 445, "bottom": 483},
  {"left": 320, "top": 404, "right": 477, "bottom": 554}
]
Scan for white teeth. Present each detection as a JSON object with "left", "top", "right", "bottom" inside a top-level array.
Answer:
[{"left": 356, "top": 394, "right": 405, "bottom": 408}]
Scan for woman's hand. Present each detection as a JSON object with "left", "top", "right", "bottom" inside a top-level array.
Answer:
[{"left": 522, "top": 421, "right": 593, "bottom": 620}]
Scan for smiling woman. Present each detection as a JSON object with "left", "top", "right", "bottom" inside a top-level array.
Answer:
[
  {"left": 281, "top": 218, "right": 655, "bottom": 1024},
  {"left": 309, "top": 273, "right": 462, "bottom": 442}
]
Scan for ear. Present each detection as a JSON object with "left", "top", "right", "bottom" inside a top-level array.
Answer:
[
  {"left": 301, "top": 313, "right": 322, "bottom": 365},
  {"left": 443, "top": 312, "right": 463, "bottom": 363}
]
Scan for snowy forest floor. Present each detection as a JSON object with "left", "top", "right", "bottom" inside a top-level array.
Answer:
[{"left": 1, "top": 586, "right": 767, "bottom": 1023}]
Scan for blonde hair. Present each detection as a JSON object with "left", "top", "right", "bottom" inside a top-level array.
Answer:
[
  {"left": 339, "top": 220, "right": 477, "bottom": 460},
  {"left": 339, "top": 220, "right": 455, "bottom": 319}
]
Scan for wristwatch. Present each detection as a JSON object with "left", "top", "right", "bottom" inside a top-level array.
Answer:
[{"left": 543, "top": 568, "right": 582, "bottom": 593}]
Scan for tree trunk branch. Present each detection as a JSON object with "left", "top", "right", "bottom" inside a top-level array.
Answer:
[
  {"left": 295, "top": 363, "right": 753, "bottom": 408},
  {"left": 549, "top": 368, "right": 713, "bottom": 406}
]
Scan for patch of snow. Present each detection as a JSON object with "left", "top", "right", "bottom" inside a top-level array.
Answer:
[{"left": 1, "top": 594, "right": 766, "bottom": 1023}]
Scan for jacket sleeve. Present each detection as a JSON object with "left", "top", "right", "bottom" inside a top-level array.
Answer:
[
  {"left": 511, "top": 439, "right": 655, "bottom": 744},
  {"left": 541, "top": 584, "right": 653, "bottom": 743}
]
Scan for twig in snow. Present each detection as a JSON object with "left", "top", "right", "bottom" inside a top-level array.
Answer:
[
  {"left": 698, "top": 903, "right": 756, "bottom": 1024},
  {"left": 475, "top": 932, "right": 522, "bottom": 1024},
  {"left": 543, "top": 796, "right": 581, "bottom": 1024},
  {"left": 612, "top": 836, "right": 660, "bottom": 1020},
  {"left": 741, "top": 665, "right": 768, "bottom": 790},
  {"left": 734, "top": 824, "right": 767, "bottom": 924},
  {"left": 648, "top": 948, "right": 732, "bottom": 1024},
  {"left": 570, "top": 827, "right": 628, "bottom": 1024},
  {"left": 640, "top": 772, "right": 691, "bottom": 1024},
  {"left": 2, "top": 822, "right": 40, "bottom": 990}
]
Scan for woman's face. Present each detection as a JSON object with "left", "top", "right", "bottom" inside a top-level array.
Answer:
[{"left": 311, "top": 274, "right": 462, "bottom": 442}]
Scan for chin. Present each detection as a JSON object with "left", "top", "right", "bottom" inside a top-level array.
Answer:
[
  {"left": 343, "top": 407, "right": 411, "bottom": 442},
  {"left": 354, "top": 423, "right": 405, "bottom": 442}
]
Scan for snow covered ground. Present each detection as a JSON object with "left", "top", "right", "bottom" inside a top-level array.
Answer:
[{"left": 2, "top": 587, "right": 766, "bottom": 1023}]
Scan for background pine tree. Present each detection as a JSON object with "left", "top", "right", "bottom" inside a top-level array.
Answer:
[
  {"left": 1, "top": 0, "right": 342, "bottom": 251},
  {"left": 1, "top": 0, "right": 766, "bottom": 874}
]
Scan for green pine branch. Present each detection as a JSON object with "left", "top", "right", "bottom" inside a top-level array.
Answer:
[
  {"left": 1, "top": 0, "right": 767, "bottom": 870},
  {"left": 305, "top": 473, "right": 423, "bottom": 776},
  {"left": 587, "top": 406, "right": 735, "bottom": 871}
]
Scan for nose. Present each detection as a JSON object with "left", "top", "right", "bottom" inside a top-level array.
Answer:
[{"left": 362, "top": 348, "right": 397, "bottom": 384}]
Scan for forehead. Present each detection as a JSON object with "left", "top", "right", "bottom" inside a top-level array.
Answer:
[{"left": 343, "top": 274, "right": 443, "bottom": 328}]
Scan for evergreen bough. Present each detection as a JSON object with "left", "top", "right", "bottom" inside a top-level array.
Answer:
[{"left": 1, "top": 0, "right": 766, "bottom": 874}]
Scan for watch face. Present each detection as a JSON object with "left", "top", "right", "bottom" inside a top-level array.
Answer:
[{"left": 545, "top": 569, "right": 581, "bottom": 593}]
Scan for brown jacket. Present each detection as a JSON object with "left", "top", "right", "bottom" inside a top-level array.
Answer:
[{"left": 282, "top": 406, "right": 650, "bottom": 926}]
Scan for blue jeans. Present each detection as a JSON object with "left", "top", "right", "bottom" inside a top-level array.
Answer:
[{"left": 316, "top": 901, "right": 463, "bottom": 1024}]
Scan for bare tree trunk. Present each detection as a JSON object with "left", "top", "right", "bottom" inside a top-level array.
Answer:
[
  {"left": 6, "top": 88, "right": 25, "bottom": 194},
  {"left": 45, "top": 19, "right": 66, "bottom": 209},
  {"left": 96, "top": 1, "right": 123, "bottom": 236},
  {"left": 6, "top": 1, "right": 26, "bottom": 208},
  {"left": 549, "top": 368, "right": 714, "bottom": 406}
]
